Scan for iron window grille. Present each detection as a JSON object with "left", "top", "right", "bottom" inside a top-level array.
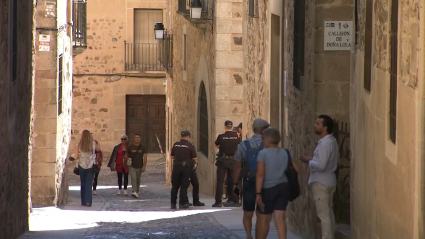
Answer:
[
  {"left": 248, "top": 0, "right": 258, "bottom": 18},
  {"left": 72, "top": 0, "right": 87, "bottom": 48},
  {"left": 293, "top": 0, "right": 305, "bottom": 90},
  {"left": 158, "top": 33, "right": 174, "bottom": 74},
  {"left": 58, "top": 55, "right": 63, "bottom": 116}
]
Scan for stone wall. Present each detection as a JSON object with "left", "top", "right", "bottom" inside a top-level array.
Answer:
[
  {"left": 165, "top": 0, "right": 244, "bottom": 196},
  {"left": 32, "top": 0, "right": 73, "bottom": 206},
  {"left": 0, "top": 0, "right": 35, "bottom": 238},
  {"left": 351, "top": 0, "right": 424, "bottom": 238},
  {"left": 165, "top": 0, "right": 216, "bottom": 193},
  {"left": 243, "top": 0, "right": 352, "bottom": 238},
  {"left": 71, "top": 0, "right": 166, "bottom": 160}
]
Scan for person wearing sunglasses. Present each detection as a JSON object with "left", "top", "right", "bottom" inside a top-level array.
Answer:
[{"left": 108, "top": 134, "right": 130, "bottom": 195}]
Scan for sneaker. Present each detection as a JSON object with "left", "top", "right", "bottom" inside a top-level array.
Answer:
[
  {"left": 124, "top": 190, "right": 128, "bottom": 196},
  {"left": 193, "top": 201, "right": 205, "bottom": 206},
  {"left": 223, "top": 200, "right": 240, "bottom": 207},
  {"left": 117, "top": 190, "right": 121, "bottom": 195},
  {"left": 132, "top": 192, "right": 139, "bottom": 198},
  {"left": 212, "top": 202, "right": 223, "bottom": 207},
  {"left": 171, "top": 204, "right": 177, "bottom": 209},
  {"left": 179, "top": 203, "right": 190, "bottom": 209},
  {"left": 189, "top": 203, "right": 193, "bottom": 206},
  {"left": 93, "top": 190, "right": 97, "bottom": 195}
]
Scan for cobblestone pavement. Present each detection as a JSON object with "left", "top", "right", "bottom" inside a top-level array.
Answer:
[{"left": 22, "top": 155, "right": 239, "bottom": 239}]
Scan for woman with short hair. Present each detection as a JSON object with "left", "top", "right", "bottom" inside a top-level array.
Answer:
[
  {"left": 108, "top": 135, "right": 129, "bottom": 196},
  {"left": 75, "top": 130, "right": 101, "bottom": 207},
  {"left": 255, "top": 127, "right": 299, "bottom": 239}
]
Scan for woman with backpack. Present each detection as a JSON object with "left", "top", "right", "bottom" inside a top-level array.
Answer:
[
  {"left": 255, "top": 127, "right": 299, "bottom": 239},
  {"left": 74, "top": 130, "right": 101, "bottom": 207}
]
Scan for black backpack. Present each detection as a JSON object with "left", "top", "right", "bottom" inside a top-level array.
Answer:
[{"left": 284, "top": 149, "right": 300, "bottom": 202}]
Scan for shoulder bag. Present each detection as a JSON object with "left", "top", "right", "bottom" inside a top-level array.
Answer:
[{"left": 284, "top": 149, "right": 300, "bottom": 202}]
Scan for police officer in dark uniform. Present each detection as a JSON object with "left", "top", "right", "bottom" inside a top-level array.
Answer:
[
  {"left": 188, "top": 167, "right": 205, "bottom": 206},
  {"left": 170, "top": 131, "right": 197, "bottom": 209},
  {"left": 212, "top": 120, "right": 241, "bottom": 207}
]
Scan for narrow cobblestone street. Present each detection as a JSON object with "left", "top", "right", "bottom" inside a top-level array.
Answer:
[{"left": 20, "top": 155, "right": 300, "bottom": 239}]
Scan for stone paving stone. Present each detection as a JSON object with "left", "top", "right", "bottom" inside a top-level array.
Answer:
[{"left": 22, "top": 160, "right": 240, "bottom": 239}]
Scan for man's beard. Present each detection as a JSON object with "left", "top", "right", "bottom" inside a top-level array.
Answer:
[{"left": 314, "top": 129, "right": 321, "bottom": 135}]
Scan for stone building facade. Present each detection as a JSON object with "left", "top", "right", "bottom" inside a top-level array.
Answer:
[
  {"left": 71, "top": 0, "right": 167, "bottom": 159},
  {"left": 351, "top": 0, "right": 424, "bottom": 238},
  {"left": 0, "top": 0, "right": 35, "bottom": 237},
  {"left": 165, "top": 0, "right": 244, "bottom": 195},
  {"left": 31, "top": 0, "right": 74, "bottom": 206},
  {"left": 243, "top": 0, "right": 352, "bottom": 238}
]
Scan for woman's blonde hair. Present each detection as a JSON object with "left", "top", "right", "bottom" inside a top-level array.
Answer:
[{"left": 79, "top": 130, "right": 93, "bottom": 152}]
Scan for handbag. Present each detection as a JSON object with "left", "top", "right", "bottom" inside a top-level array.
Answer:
[
  {"left": 110, "top": 160, "right": 116, "bottom": 171},
  {"left": 73, "top": 167, "right": 80, "bottom": 175},
  {"left": 126, "top": 158, "right": 132, "bottom": 167},
  {"left": 284, "top": 149, "right": 300, "bottom": 202}
]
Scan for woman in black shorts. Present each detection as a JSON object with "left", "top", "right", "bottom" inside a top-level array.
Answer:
[{"left": 255, "top": 127, "right": 299, "bottom": 239}]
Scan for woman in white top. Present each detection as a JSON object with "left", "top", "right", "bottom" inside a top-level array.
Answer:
[{"left": 75, "top": 130, "right": 100, "bottom": 207}]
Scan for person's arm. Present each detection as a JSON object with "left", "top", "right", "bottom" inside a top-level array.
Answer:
[
  {"left": 75, "top": 144, "right": 80, "bottom": 159},
  {"left": 309, "top": 145, "right": 331, "bottom": 172},
  {"left": 191, "top": 145, "right": 198, "bottom": 169},
  {"left": 170, "top": 144, "right": 175, "bottom": 160},
  {"left": 142, "top": 153, "right": 147, "bottom": 172},
  {"left": 232, "top": 144, "right": 244, "bottom": 184},
  {"left": 255, "top": 151, "right": 266, "bottom": 207},
  {"left": 215, "top": 135, "right": 221, "bottom": 148},
  {"left": 95, "top": 141, "right": 101, "bottom": 152}
]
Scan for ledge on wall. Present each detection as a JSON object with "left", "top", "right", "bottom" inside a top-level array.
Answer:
[{"left": 177, "top": 11, "right": 208, "bottom": 31}]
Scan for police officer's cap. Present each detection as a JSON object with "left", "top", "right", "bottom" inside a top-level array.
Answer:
[
  {"left": 224, "top": 120, "right": 233, "bottom": 127},
  {"left": 181, "top": 130, "right": 191, "bottom": 137}
]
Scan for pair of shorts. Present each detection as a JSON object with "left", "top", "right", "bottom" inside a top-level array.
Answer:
[
  {"left": 258, "top": 182, "right": 290, "bottom": 214},
  {"left": 242, "top": 180, "right": 256, "bottom": 212}
]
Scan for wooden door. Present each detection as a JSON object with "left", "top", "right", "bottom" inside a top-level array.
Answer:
[{"left": 126, "top": 95, "right": 166, "bottom": 153}]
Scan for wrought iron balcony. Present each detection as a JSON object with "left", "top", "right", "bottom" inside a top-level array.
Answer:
[
  {"left": 72, "top": 0, "right": 87, "bottom": 50},
  {"left": 125, "top": 42, "right": 165, "bottom": 72},
  {"left": 158, "top": 34, "right": 173, "bottom": 75}
]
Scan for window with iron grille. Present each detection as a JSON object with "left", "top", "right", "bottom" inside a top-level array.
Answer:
[
  {"left": 364, "top": 0, "right": 373, "bottom": 92},
  {"left": 389, "top": 0, "right": 398, "bottom": 143},
  {"left": 199, "top": 82, "right": 209, "bottom": 157},
  {"left": 58, "top": 55, "right": 63, "bottom": 116},
  {"left": 293, "top": 0, "right": 305, "bottom": 90},
  {"left": 178, "top": 0, "right": 188, "bottom": 13},
  {"left": 72, "top": 0, "right": 87, "bottom": 47},
  {"left": 12, "top": 0, "right": 18, "bottom": 82}
]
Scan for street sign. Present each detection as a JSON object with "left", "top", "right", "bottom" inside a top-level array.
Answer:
[{"left": 324, "top": 21, "right": 353, "bottom": 51}]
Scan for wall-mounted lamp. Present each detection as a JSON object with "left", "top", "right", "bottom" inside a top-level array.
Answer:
[
  {"left": 190, "top": 0, "right": 203, "bottom": 19},
  {"left": 154, "top": 22, "right": 165, "bottom": 40}
]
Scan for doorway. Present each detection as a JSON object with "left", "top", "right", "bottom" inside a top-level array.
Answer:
[{"left": 126, "top": 95, "right": 166, "bottom": 153}]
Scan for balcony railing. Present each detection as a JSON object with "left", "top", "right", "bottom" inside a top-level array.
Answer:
[
  {"left": 158, "top": 34, "right": 173, "bottom": 74},
  {"left": 72, "top": 0, "right": 87, "bottom": 48},
  {"left": 125, "top": 42, "right": 165, "bottom": 72}
]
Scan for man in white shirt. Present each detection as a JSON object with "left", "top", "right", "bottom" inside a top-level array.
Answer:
[{"left": 299, "top": 115, "right": 338, "bottom": 239}]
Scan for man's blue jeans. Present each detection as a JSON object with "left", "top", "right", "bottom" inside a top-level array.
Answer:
[{"left": 79, "top": 165, "right": 95, "bottom": 206}]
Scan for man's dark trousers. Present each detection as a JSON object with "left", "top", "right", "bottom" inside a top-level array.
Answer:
[
  {"left": 215, "top": 159, "right": 238, "bottom": 203},
  {"left": 190, "top": 169, "right": 200, "bottom": 203},
  {"left": 171, "top": 165, "right": 191, "bottom": 205}
]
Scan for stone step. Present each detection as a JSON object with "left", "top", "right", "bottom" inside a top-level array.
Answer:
[{"left": 335, "top": 224, "right": 351, "bottom": 239}]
